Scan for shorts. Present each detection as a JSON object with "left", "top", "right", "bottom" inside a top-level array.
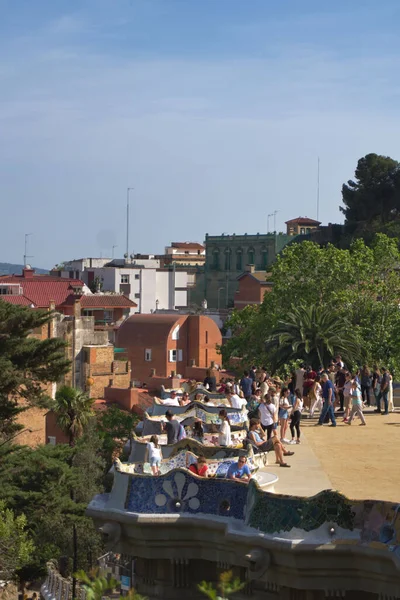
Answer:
[
  {"left": 278, "top": 409, "right": 288, "bottom": 420},
  {"left": 150, "top": 457, "right": 161, "bottom": 467},
  {"left": 344, "top": 395, "right": 352, "bottom": 409}
]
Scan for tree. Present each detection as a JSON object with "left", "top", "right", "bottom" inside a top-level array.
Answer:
[
  {"left": 222, "top": 234, "right": 400, "bottom": 374},
  {"left": 0, "top": 502, "right": 34, "bottom": 582},
  {"left": 97, "top": 404, "right": 139, "bottom": 467},
  {"left": 0, "top": 427, "right": 105, "bottom": 583},
  {"left": 0, "top": 302, "right": 70, "bottom": 439},
  {"left": 341, "top": 153, "right": 400, "bottom": 228},
  {"left": 53, "top": 386, "right": 94, "bottom": 446},
  {"left": 265, "top": 303, "right": 362, "bottom": 370}
]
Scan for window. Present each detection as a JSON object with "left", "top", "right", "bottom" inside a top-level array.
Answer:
[
  {"left": 145, "top": 349, "right": 152, "bottom": 361},
  {"left": 135, "top": 274, "right": 140, "bottom": 279},
  {"left": 69, "top": 271, "right": 74, "bottom": 278},
  {"left": 48, "top": 436, "right": 56, "bottom": 445},
  {"left": 248, "top": 248, "right": 255, "bottom": 265},
  {"left": 224, "top": 249, "right": 231, "bottom": 271},
  {"left": 121, "top": 274, "right": 130, "bottom": 284},
  {"left": 169, "top": 349, "right": 183, "bottom": 362},
  {"left": 197, "top": 250, "right": 201, "bottom": 255},
  {"left": 0, "top": 287, "right": 8, "bottom": 295},
  {"left": 83, "top": 309, "right": 94, "bottom": 317},
  {"left": 236, "top": 250, "right": 242, "bottom": 271},
  {"left": 205, "top": 331, "right": 208, "bottom": 344},
  {"left": 300, "top": 228, "right": 305, "bottom": 235},
  {"left": 135, "top": 293, "right": 140, "bottom": 298},
  {"left": 212, "top": 250, "right": 219, "bottom": 270},
  {"left": 262, "top": 249, "right": 268, "bottom": 269},
  {"left": 172, "top": 325, "right": 180, "bottom": 340},
  {"left": 185, "top": 250, "right": 189, "bottom": 254}
]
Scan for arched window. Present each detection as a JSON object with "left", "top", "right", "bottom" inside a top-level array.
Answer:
[
  {"left": 247, "top": 247, "right": 255, "bottom": 265},
  {"left": 261, "top": 248, "right": 268, "bottom": 269},
  {"left": 212, "top": 249, "right": 219, "bottom": 270},
  {"left": 224, "top": 248, "right": 231, "bottom": 271},
  {"left": 236, "top": 249, "right": 243, "bottom": 271}
]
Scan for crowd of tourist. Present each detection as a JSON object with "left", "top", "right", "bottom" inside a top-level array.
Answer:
[{"left": 145, "top": 357, "right": 396, "bottom": 482}]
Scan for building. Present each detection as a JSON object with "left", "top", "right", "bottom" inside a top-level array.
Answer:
[
  {"left": 163, "top": 242, "right": 206, "bottom": 267},
  {"left": 285, "top": 216, "right": 321, "bottom": 235},
  {"left": 0, "top": 266, "right": 90, "bottom": 309},
  {"left": 234, "top": 266, "right": 273, "bottom": 310},
  {"left": 197, "top": 232, "right": 294, "bottom": 309},
  {"left": 53, "top": 257, "right": 189, "bottom": 314},
  {"left": 116, "top": 313, "right": 222, "bottom": 386}
]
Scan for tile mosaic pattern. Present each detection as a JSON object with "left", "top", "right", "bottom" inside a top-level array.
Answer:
[
  {"left": 142, "top": 406, "right": 248, "bottom": 435},
  {"left": 121, "top": 470, "right": 400, "bottom": 557},
  {"left": 126, "top": 469, "right": 248, "bottom": 519},
  {"left": 151, "top": 399, "right": 232, "bottom": 416}
]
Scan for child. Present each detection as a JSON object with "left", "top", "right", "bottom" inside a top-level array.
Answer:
[
  {"left": 347, "top": 380, "right": 366, "bottom": 426},
  {"left": 146, "top": 435, "right": 162, "bottom": 475}
]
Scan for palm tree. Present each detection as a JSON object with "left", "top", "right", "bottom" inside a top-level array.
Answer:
[
  {"left": 265, "top": 303, "right": 362, "bottom": 371},
  {"left": 53, "top": 386, "right": 94, "bottom": 446}
]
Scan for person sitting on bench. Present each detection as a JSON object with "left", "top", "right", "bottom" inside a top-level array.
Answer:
[{"left": 247, "top": 418, "right": 294, "bottom": 468}]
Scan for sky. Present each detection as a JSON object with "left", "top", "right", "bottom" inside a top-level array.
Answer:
[{"left": 1, "top": 0, "right": 400, "bottom": 268}]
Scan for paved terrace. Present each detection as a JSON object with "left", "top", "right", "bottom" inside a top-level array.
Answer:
[{"left": 268, "top": 408, "right": 399, "bottom": 502}]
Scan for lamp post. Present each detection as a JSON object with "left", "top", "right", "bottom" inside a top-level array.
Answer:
[
  {"left": 217, "top": 287, "right": 225, "bottom": 311},
  {"left": 267, "top": 213, "right": 273, "bottom": 233},
  {"left": 126, "top": 187, "right": 134, "bottom": 258}
]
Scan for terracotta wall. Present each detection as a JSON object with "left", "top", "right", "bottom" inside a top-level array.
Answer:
[
  {"left": 103, "top": 387, "right": 153, "bottom": 416},
  {"left": 234, "top": 275, "right": 271, "bottom": 310}
]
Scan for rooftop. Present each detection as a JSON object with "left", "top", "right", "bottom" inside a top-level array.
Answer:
[
  {"left": 285, "top": 216, "right": 321, "bottom": 225},
  {"left": 171, "top": 242, "right": 205, "bottom": 250}
]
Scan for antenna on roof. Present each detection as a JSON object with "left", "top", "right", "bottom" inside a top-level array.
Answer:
[
  {"left": 24, "top": 233, "right": 33, "bottom": 267},
  {"left": 126, "top": 187, "right": 134, "bottom": 259},
  {"left": 316, "top": 156, "right": 320, "bottom": 221}
]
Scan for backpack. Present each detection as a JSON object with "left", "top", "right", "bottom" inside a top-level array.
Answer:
[{"left": 178, "top": 424, "right": 187, "bottom": 441}]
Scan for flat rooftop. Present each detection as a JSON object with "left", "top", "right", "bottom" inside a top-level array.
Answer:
[{"left": 267, "top": 409, "right": 399, "bottom": 502}]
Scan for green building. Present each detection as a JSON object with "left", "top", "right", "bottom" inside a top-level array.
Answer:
[{"left": 194, "top": 232, "right": 297, "bottom": 309}]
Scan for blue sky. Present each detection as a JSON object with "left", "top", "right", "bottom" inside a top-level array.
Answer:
[{"left": 1, "top": 0, "right": 400, "bottom": 268}]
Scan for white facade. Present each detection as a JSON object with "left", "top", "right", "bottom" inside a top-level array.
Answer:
[{"left": 57, "top": 262, "right": 188, "bottom": 314}]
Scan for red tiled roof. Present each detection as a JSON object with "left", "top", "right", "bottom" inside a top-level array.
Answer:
[
  {"left": 285, "top": 217, "right": 321, "bottom": 225},
  {"left": 171, "top": 242, "right": 205, "bottom": 250},
  {"left": 0, "top": 274, "right": 85, "bottom": 308},
  {"left": 61, "top": 294, "right": 137, "bottom": 308},
  {"left": 0, "top": 295, "right": 35, "bottom": 306}
]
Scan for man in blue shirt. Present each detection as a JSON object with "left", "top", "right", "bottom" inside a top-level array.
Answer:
[
  {"left": 317, "top": 373, "right": 337, "bottom": 427},
  {"left": 226, "top": 457, "right": 251, "bottom": 482},
  {"left": 240, "top": 371, "right": 253, "bottom": 401}
]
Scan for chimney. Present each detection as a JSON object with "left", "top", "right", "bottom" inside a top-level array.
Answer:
[
  {"left": 22, "top": 266, "right": 34, "bottom": 278},
  {"left": 73, "top": 299, "right": 81, "bottom": 318},
  {"left": 245, "top": 264, "right": 255, "bottom": 273}
]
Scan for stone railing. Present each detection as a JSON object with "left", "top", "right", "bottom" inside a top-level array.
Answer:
[{"left": 41, "top": 562, "right": 86, "bottom": 600}]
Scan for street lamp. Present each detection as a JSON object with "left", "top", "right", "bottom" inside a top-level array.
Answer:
[
  {"left": 217, "top": 287, "right": 225, "bottom": 311},
  {"left": 267, "top": 213, "right": 273, "bottom": 233},
  {"left": 126, "top": 187, "right": 134, "bottom": 258}
]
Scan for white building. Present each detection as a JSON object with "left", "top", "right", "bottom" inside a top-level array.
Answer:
[{"left": 54, "top": 257, "right": 188, "bottom": 314}]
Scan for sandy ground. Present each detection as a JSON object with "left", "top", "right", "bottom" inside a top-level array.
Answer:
[{"left": 301, "top": 409, "right": 400, "bottom": 502}]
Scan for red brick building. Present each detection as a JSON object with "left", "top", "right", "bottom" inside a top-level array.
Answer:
[
  {"left": 116, "top": 313, "right": 222, "bottom": 385},
  {"left": 234, "top": 266, "right": 273, "bottom": 310}
]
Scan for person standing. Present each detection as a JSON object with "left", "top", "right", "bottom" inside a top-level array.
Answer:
[
  {"left": 203, "top": 369, "right": 217, "bottom": 392},
  {"left": 164, "top": 410, "right": 181, "bottom": 444},
  {"left": 347, "top": 379, "right": 366, "bottom": 426},
  {"left": 388, "top": 371, "right": 395, "bottom": 412},
  {"left": 218, "top": 409, "right": 232, "bottom": 446},
  {"left": 145, "top": 435, "right": 162, "bottom": 475},
  {"left": 309, "top": 376, "right": 323, "bottom": 418},
  {"left": 240, "top": 371, "right": 253, "bottom": 401},
  {"left": 376, "top": 367, "right": 390, "bottom": 415},
  {"left": 258, "top": 392, "right": 276, "bottom": 439},
  {"left": 342, "top": 372, "right": 353, "bottom": 422},
  {"left": 335, "top": 366, "right": 346, "bottom": 412},
  {"left": 259, "top": 367, "right": 269, "bottom": 399},
  {"left": 360, "top": 365, "right": 372, "bottom": 407},
  {"left": 279, "top": 388, "right": 291, "bottom": 443},
  {"left": 372, "top": 366, "right": 381, "bottom": 407},
  {"left": 289, "top": 389, "right": 303, "bottom": 444},
  {"left": 295, "top": 364, "right": 305, "bottom": 399},
  {"left": 318, "top": 373, "right": 336, "bottom": 426}
]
